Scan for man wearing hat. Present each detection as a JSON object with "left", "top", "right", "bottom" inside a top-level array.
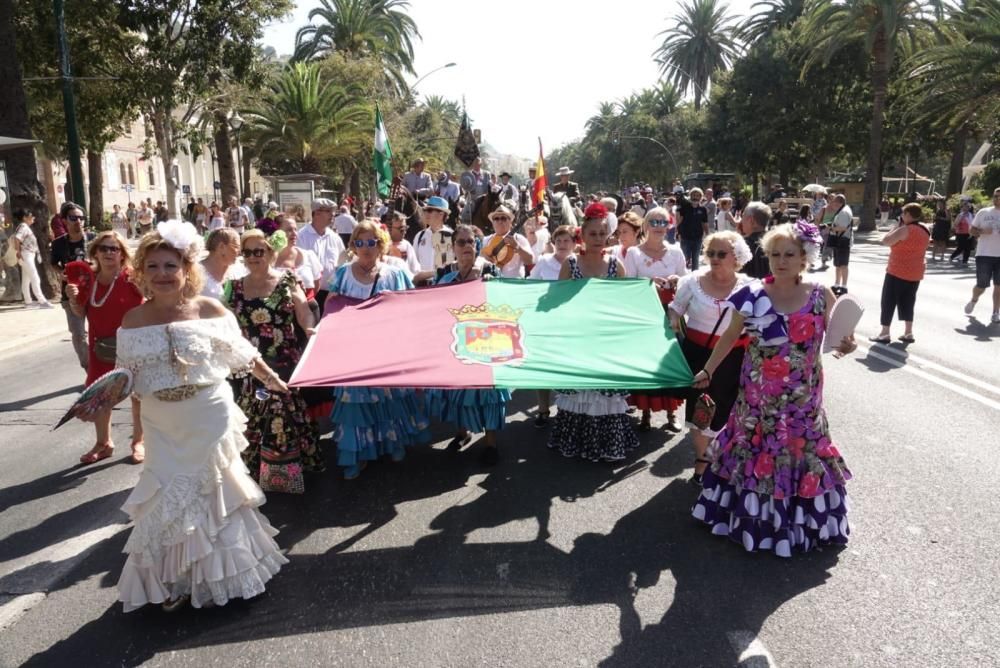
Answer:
[
  {"left": 481, "top": 205, "right": 535, "bottom": 278},
  {"left": 413, "top": 195, "right": 455, "bottom": 284},
  {"left": 552, "top": 166, "right": 580, "bottom": 204},
  {"left": 631, "top": 187, "right": 656, "bottom": 217},
  {"left": 498, "top": 172, "right": 518, "bottom": 202},
  {"left": 435, "top": 170, "right": 460, "bottom": 206},
  {"left": 297, "top": 198, "right": 347, "bottom": 311},
  {"left": 460, "top": 157, "right": 492, "bottom": 223},
  {"left": 403, "top": 158, "right": 434, "bottom": 199}
]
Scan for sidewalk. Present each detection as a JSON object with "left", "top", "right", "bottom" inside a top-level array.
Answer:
[{"left": 0, "top": 302, "right": 70, "bottom": 361}]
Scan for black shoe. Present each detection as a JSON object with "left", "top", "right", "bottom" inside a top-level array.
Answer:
[
  {"left": 447, "top": 434, "right": 472, "bottom": 453},
  {"left": 480, "top": 446, "right": 499, "bottom": 466},
  {"left": 534, "top": 412, "right": 550, "bottom": 428}
]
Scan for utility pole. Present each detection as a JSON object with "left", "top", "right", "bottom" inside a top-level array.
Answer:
[{"left": 54, "top": 0, "right": 86, "bottom": 210}]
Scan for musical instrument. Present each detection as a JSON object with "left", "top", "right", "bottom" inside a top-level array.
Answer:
[{"left": 482, "top": 203, "right": 544, "bottom": 268}]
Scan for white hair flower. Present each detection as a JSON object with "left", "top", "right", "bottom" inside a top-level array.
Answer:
[
  {"left": 156, "top": 220, "right": 203, "bottom": 255},
  {"left": 728, "top": 235, "right": 753, "bottom": 268}
]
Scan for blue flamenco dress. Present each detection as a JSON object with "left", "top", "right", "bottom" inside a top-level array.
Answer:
[
  {"left": 426, "top": 260, "right": 511, "bottom": 433},
  {"left": 327, "top": 263, "right": 430, "bottom": 473}
]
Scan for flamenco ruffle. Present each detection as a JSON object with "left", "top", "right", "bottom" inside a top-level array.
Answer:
[
  {"left": 691, "top": 469, "right": 850, "bottom": 557},
  {"left": 332, "top": 387, "right": 430, "bottom": 468},
  {"left": 117, "top": 420, "right": 288, "bottom": 611},
  {"left": 548, "top": 412, "right": 639, "bottom": 462},
  {"left": 553, "top": 391, "right": 630, "bottom": 417},
  {"left": 426, "top": 388, "right": 512, "bottom": 433}
]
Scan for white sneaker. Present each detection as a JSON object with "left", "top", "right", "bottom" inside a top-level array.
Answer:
[
  {"left": 964, "top": 300, "right": 976, "bottom": 315},
  {"left": 39, "top": 301, "right": 54, "bottom": 309},
  {"left": 992, "top": 312, "right": 1000, "bottom": 324}
]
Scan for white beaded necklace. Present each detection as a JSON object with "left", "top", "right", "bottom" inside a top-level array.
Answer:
[{"left": 89, "top": 271, "right": 118, "bottom": 308}]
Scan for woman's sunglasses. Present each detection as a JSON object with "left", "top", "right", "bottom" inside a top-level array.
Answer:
[
  {"left": 705, "top": 250, "right": 729, "bottom": 259},
  {"left": 353, "top": 238, "right": 378, "bottom": 248},
  {"left": 648, "top": 219, "right": 669, "bottom": 228},
  {"left": 242, "top": 248, "right": 267, "bottom": 258},
  {"left": 97, "top": 245, "right": 122, "bottom": 254}
]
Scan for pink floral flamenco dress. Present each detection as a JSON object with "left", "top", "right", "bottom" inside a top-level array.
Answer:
[{"left": 692, "top": 281, "right": 852, "bottom": 557}]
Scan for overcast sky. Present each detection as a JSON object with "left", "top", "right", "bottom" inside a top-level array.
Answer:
[{"left": 261, "top": 0, "right": 757, "bottom": 159}]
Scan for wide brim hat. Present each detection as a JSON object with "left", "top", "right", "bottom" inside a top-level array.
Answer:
[
  {"left": 488, "top": 205, "right": 515, "bottom": 222},
  {"left": 499, "top": 171, "right": 512, "bottom": 178},
  {"left": 423, "top": 195, "right": 450, "bottom": 213},
  {"left": 556, "top": 166, "right": 574, "bottom": 176}
]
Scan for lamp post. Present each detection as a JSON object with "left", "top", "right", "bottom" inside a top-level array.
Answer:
[
  {"left": 229, "top": 113, "right": 246, "bottom": 200},
  {"left": 53, "top": 0, "right": 85, "bottom": 209},
  {"left": 410, "top": 62, "right": 457, "bottom": 95}
]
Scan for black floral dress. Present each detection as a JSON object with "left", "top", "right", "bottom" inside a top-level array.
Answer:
[{"left": 228, "top": 271, "right": 323, "bottom": 479}]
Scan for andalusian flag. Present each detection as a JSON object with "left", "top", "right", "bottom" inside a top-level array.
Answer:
[
  {"left": 373, "top": 103, "right": 392, "bottom": 197},
  {"left": 291, "top": 279, "right": 693, "bottom": 390},
  {"left": 532, "top": 138, "right": 547, "bottom": 208}
]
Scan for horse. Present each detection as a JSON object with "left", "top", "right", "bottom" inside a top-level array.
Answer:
[
  {"left": 547, "top": 191, "right": 578, "bottom": 232},
  {"left": 469, "top": 188, "right": 502, "bottom": 236},
  {"left": 384, "top": 178, "right": 422, "bottom": 241}
]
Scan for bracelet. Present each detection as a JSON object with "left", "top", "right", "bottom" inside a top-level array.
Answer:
[{"left": 699, "top": 369, "right": 713, "bottom": 382}]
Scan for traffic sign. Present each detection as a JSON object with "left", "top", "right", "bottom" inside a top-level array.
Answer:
[
  {"left": 213, "top": 181, "right": 222, "bottom": 190},
  {"left": 123, "top": 184, "right": 133, "bottom": 193},
  {"left": 182, "top": 185, "right": 191, "bottom": 194}
]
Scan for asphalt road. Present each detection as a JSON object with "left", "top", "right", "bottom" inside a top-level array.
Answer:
[{"left": 0, "top": 234, "right": 997, "bottom": 667}]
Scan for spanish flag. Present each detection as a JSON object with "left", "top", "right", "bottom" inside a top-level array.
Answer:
[{"left": 532, "top": 137, "right": 547, "bottom": 208}]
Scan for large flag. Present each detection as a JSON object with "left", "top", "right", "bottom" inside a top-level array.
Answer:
[
  {"left": 291, "top": 279, "right": 693, "bottom": 390},
  {"left": 373, "top": 103, "right": 392, "bottom": 197},
  {"left": 453, "top": 111, "right": 479, "bottom": 168},
  {"left": 532, "top": 137, "right": 547, "bottom": 208}
]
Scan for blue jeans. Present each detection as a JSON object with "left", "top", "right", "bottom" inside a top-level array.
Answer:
[{"left": 680, "top": 237, "right": 703, "bottom": 271}]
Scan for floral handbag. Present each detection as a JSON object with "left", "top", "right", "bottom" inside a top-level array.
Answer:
[
  {"left": 690, "top": 393, "right": 717, "bottom": 430},
  {"left": 259, "top": 460, "right": 304, "bottom": 494}
]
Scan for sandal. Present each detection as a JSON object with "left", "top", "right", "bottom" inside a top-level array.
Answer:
[
  {"left": 446, "top": 434, "right": 472, "bottom": 453},
  {"left": 868, "top": 334, "right": 891, "bottom": 344},
  {"left": 129, "top": 442, "right": 145, "bottom": 465},
  {"left": 80, "top": 442, "right": 113, "bottom": 465},
  {"left": 691, "top": 457, "right": 711, "bottom": 485},
  {"left": 898, "top": 333, "right": 915, "bottom": 343},
  {"left": 162, "top": 595, "right": 190, "bottom": 613}
]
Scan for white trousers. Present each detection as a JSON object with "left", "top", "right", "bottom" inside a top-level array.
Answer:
[{"left": 19, "top": 251, "right": 47, "bottom": 304}]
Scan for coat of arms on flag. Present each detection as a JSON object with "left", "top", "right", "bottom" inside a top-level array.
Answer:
[{"left": 449, "top": 303, "right": 526, "bottom": 367}]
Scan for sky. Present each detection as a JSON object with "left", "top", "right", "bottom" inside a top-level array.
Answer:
[{"left": 260, "top": 0, "right": 757, "bottom": 160}]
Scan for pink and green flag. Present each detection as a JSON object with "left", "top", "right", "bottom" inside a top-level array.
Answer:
[{"left": 291, "top": 279, "right": 693, "bottom": 390}]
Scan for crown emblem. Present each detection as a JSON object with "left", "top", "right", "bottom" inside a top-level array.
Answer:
[{"left": 449, "top": 303, "right": 523, "bottom": 323}]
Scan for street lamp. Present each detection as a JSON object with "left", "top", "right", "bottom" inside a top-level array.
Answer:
[
  {"left": 229, "top": 113, "right": 246, "bottom": 200},
  {"left": 411, "top": 62, "right": 457, "bottom": 94}
]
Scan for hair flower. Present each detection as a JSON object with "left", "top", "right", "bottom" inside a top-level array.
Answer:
[
  {"left": 157, "top": 220, "right": 203, "bottom": 255},
  {"left": 268, "top": 229, "right": 289, "bottom": 253}
]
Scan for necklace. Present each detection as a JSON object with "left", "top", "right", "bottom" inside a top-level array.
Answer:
[{"left": 89, "top": 271, "right": 118, "bottom": 308}]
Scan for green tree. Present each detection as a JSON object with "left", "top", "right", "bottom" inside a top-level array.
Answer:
[
  {"left": 741, "top": 0, "right": 807, "bottom": 44},
  {"left": 653, "top": 0, "right": 741, "bottom": 110},
  {"left": 293, "top": 0, "right": 420, "bottom": 94},
  {"left": 801, "top": 0, "right": 937, "bottom": 229}
]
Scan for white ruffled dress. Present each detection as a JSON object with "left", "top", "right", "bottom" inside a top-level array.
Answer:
[{"left": 115, "top": 314, "right": 288, "bottom": 612}]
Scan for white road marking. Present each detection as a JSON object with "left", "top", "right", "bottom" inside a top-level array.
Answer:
[
  {"left": 864, "top": 338, "right": 1000, "bottom": 398},
  {"left": 727, "top": 630, "right": 777, "bottom": 667},
  {"left": 857, "top": 344, "right": 1000, "bottom": 413},
  {"left": 0, "top": 593, "right": 46, "bottom": 631}
]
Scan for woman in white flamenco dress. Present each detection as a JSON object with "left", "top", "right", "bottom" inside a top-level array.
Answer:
[{"left": 113, "top": 222, "right": 291, "bottom": 612}]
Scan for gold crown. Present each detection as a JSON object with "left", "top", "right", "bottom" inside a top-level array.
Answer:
[{"left": 449, "top": 302, "right": 523, "bottom": 323}]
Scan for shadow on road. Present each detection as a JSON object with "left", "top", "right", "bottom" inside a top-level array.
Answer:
[
  {"left": 0, "top": 384, "right": 84, "bottom": 413},
  {"left": 19, "top": 394, "right": 841, "bottom": 666}
]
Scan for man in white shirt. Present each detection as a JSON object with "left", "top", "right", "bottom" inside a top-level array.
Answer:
[
  {"left": 387, "top": 211, "right": 421, "bottom": 278},
  {"left": 296, "top": 198, "right": 346, "bottom": 311},
  {"left": 226, "top": 196, "right": 249, "bottom": 235},
  {"left": 413, "top": 196, "right": 454, "bottom": 284},
  {"left": 481, "top": 205, "right": 535, "bottom": 278},
  {"left": 964, "top": 187, "right": 1000, "bottom": 323},
  {"left": 600, "top": 197, "right": 619, "bottom": 237},
  {"left": 402, "top": 158, "right": 433, "bottom": 199},
  {"left": 333, "top": 205, "right": 357, "bottom": 246}
]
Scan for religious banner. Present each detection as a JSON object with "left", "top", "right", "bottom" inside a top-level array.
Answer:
[
  {"left": 291, "top": 278, "right": 693, "bottom": 390},
  {"left": 453, "top": 112, "right": 480, "bottom": 168}
]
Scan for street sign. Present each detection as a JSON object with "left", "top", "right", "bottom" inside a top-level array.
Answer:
[
  {"left": 182, "top": 185, "right": 191, "bottom": 194},
  {"left": 213, "top": 181, "right": 222, "bottom": 190},
  {"left": 123, "top": 184, "right": 133, "bottom": 193}
]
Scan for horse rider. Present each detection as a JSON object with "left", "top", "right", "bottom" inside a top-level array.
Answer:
[
  {"left": 403, "top": 158, "right": 434, "bottom": 200},
  {"left": 498, "top": 172, "right": 518, "bottom": 203},
  {"left": 460, "top": 156, "right": 492, "bottom": 223},
  {"left": 436, "top": 171, "right": 461, "bottom": 206},
  {"left": 552, "top": 166, "right": 581, "bottom": 205}
]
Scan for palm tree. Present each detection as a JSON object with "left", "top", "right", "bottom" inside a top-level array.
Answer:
[
  {"left": 422, "top": 95, "right": 462, "bottom": 133},
  {"left": 741, "top": 0, "right": 807, "bottom": 44},
  {"left": 244, "top": 62, "right": 370, "bottom": 174},
  {"left": 653, "top": 0, "right": 741, "bottom": 110},
  {"left": 293, "top": 0, "right": 420, "bottom": 94},
  {"left": 801, "top": 0, "right": 937, "bottom": 230}
]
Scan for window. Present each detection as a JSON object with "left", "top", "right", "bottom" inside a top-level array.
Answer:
[
  {"left": 127, "top": 164, "right": 135, "bottom": 185},
  {"left": 148, "top": 165, "right": 155, "bottom": 186},
  {"left": 119, "top": 163, "right": 127, "bottom": 186}
]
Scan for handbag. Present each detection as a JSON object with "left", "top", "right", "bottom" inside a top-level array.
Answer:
[
  {"left": 259, "top": 460, "right": 305, "bottom": 494},
  {"left": 94, "top": 336, "right": 117, "bottom": 363},
  {"left": 689, "top": 307, "right": 730, "bottom": 430}
]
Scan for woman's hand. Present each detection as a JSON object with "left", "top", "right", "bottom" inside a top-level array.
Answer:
[
  {"left": 67, "top": 284, "right": 80, "bottom": 300},
  {"left": 303, "top": 326, "right": 317, "bottom": 338},
  {"left": 669, "top": 314, "right": 683, "bottom": 334},
  {"left": 263, "top": 372, "right": 289, "bottom": 394},
  {"left": 832, "top": 335, "right": 856, "bottom": 358},
  {"left": 692, "top": 368, "right": 711, "bottom": 389}
]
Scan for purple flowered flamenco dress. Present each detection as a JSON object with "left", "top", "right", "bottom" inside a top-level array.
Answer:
[{"left": 692, "top": 281, "right": 852, "bottom": 557}]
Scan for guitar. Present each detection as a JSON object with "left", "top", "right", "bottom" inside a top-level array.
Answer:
[{"left": 482, "top": 203, "right": 544, "bottom": 268}]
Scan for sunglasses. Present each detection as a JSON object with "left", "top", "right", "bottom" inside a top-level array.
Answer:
[
  {"left": 454, "top": 238, "right": 476, "bottom": 247},
  {"left": 705, "top": 250, "right": 729, "bottom": 259},
  {"left": 492, "top": 216, "right": 511, "bottom": 223},
  {"left": 353, "top": 238, "right": 378, "bottom": 248},
  {"left": 67, "top": 215, "right": 85, "bottom": 222},
  {"left": 97, "top": 245, "right": 122, "bottom": 254},
  {"left": 242, "top": 248, "right": 267, "bottom": 258},
  {"left": 648, "top": 219, "right": 669, "bottom": 228}
]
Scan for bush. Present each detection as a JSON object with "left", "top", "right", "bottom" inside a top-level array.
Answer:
[
  {"left": 946, "top": 190, "right": 989, "bottom": 214},
  {"left": 982, "top": 160, "right": 1000, "bottom": 195}
]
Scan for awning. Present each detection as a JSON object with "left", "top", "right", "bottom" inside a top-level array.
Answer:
[{"left": 0, "top": 136, "right": 41, "bottom": 152}]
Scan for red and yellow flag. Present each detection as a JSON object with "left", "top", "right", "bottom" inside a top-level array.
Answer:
[{"left": 532, "top": 137, "right": 547, "bottom": 208}]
